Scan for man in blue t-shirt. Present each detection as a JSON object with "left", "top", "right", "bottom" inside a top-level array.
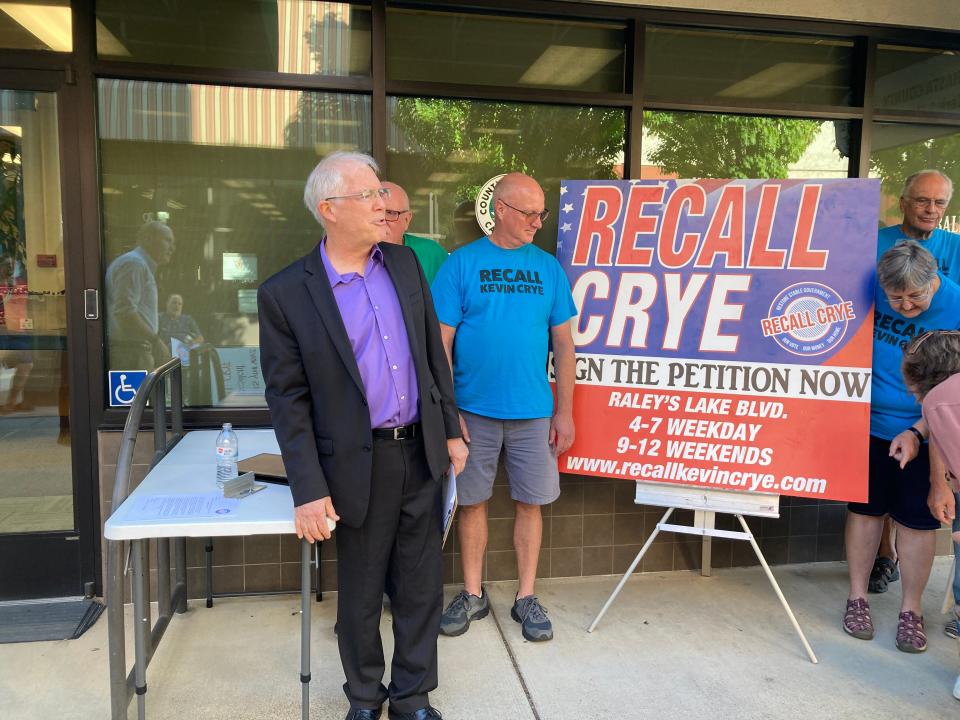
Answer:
[
  {"left": 877, "top": 169, "right": 959, "bottom": 281},
  {"left": 871, "top": 169, "right": 959, "bottom": 598},
  {"left": 432, "top": 172, "right": 577, "bottom": 642}
]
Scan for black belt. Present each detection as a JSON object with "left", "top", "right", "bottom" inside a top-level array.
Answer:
[{"left": 371, "top": 423, "right": 420, "bottom": 441}]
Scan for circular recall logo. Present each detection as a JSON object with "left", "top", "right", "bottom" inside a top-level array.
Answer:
[
  {"left": 761, "top": 282, "right": 857, "bottom": 356},
  {"left": 475, "top": 174, "right": 506, "bottom": 235}
]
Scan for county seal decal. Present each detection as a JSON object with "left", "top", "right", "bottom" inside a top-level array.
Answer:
[
  {"left": 761, "top": 282, "right": 856, "bottom": 357},
  {"left": 475, "top": 174, "right": 506, "bottom": 235}
]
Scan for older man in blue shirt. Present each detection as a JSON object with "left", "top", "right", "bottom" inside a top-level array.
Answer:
[{"left": 105, "top": 221, "right": 175, "bottom": 370}]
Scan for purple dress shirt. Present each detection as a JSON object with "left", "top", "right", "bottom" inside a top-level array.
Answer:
[{"left": 319, "top": 240, "right": 420, "bottom": 428}]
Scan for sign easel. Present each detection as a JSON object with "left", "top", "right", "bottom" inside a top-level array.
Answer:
[{"left": 587, "top": 482, "right": 818, "bottom": 664}]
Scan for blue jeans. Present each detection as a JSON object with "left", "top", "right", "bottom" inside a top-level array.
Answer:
[{"left": 954, "top": 493, "right": 960, "bottom": 604}]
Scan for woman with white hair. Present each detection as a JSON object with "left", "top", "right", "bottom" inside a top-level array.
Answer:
[{"left": 844, "top": 240, "right": 960, "bottom": 653}]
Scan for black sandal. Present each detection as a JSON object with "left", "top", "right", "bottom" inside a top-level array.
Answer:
[{"left": 867, "top": 556, "right": 899, "bottom": 594}]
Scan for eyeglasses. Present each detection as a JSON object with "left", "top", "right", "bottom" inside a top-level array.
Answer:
[
  {"left": 499, "top": 199, "right": 549, "bottom": 223},
  {"left": 324, "top": 187, "right": 390, "bottom": 203},
  {"left": 906, "top": 196, "right": 948, "bottom": 210},
  {"left": 885, "top": 285, "right": 932, "bottom": 307},
  {"left": 905, "top": 329, "right": 960, "bottom": 355},
  {"left": 384, "top": 209, "right": 410, "bottom": 222}
]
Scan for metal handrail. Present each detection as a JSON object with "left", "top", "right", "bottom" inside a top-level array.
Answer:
[
  {"left": 186, "top": 343, "right": 225, "bottom": 406},
  {"left": 110, "top": 356, "right": 185, "bottom": 509},
  {"left": 106, "top": 356, "right": 187, "bottom": 720}
]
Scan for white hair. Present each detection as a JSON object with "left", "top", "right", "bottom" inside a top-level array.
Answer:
[
  {"left": 877, "top": 239, "right": 938, "bottom": 292},
  {"left": 901, "top": 169, "right": 954, "bottom": 203},
  {"left": 303, "top": 151, "right": 380, "bottom": 226}
]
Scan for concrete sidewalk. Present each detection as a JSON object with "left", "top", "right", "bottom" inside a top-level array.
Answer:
[{"left": 2, "top": 559, "right": 957, "bottom": 719}]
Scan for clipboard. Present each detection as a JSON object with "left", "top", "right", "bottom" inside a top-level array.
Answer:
[
  {"left": 441, "top": 463, "right": 458, "bottom": 549},
  {"left": 237, "top": 453, "right": 288, "bottom": 484}
]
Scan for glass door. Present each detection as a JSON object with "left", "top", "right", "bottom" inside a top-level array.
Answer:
[{"left": 0, "top": 86, "right": 82, "bottom": 599}]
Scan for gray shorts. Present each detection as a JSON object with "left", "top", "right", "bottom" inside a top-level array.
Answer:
[{"left": 457, "top": 410, "right": 560, "bottom": 506}]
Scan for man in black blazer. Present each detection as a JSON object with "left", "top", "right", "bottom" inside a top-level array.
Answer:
[{"left": 258, "top": 151, "right": 468, "bottom": 720}]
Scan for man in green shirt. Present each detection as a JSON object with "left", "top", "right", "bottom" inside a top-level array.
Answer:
[{"left": 382, "top": 181, "right": 449, "bottom": 283}]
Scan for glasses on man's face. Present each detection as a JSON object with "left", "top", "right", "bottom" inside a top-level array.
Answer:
[
  {"left": 885, "top": 285, "right": 932, "bottom": 307},
  {"left": 384, "top": 209, "right": 410, "bottom": 222},
  {"left": 499, "top": 199, "right": 549, "bottom": 223},
  {"left": 324, "top": 187, "right": 390, "bottom": 203},
  {"left": 905, "top": 329, "right": 960, "bottom": 355},
  {"left": 906, "top": 196, "right": 949, "bottom": 210}
]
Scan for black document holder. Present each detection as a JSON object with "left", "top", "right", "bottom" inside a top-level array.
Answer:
[{"left": 237, "top": 453, "right": 288, "bottom": 484}]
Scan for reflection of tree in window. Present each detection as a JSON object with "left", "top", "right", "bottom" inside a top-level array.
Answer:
[
  {"left": 644, "top": 112, "right": 820, "bottom": 178},
  {"left": 870, "top": 127, "right": 960, "bottom": 226},
  {"left": 0, "top": 136, "right": 24, "bottom": 273},
  {"left": 283, "top": 8, "right": 372, "bottom": 154},
  {"left": 392, "top": 99, "right": 625, "bottom": 199},
  {"left": 388, "top": 98, "right": 624, "bottom": 253}
]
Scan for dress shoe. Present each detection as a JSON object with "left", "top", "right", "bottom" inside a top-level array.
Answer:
[
  {"left": 388, "top": 706, "right": 442, "bottom": 720},
  {"left": 344, "top": 708, "right": 381, "bottom": 720}
]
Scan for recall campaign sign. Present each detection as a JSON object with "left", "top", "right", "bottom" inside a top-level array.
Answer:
[{"left": 555, "top": 179, "right": 879, "bottom": 502}]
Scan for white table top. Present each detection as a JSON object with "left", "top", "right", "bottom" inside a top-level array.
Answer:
[{"left": 104, "top": 429, "right": 297, "bottom": 540}]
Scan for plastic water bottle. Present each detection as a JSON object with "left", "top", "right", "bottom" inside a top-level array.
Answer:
[{"left": 215, "top": 423, "right": 239, "bottom": 487}]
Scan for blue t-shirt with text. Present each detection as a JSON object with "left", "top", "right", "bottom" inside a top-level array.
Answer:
[
  {"left": 877, "top": 225, "right": 960, "bottom": 283},
  {"left": 870, "top": 273, "right": 960, "bottom": 439},
  {"left": 431, "top": 237, "right": 577, "bottom": 419}
]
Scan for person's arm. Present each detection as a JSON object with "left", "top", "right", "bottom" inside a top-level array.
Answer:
[
  {"left": 439, "top": 323, "right": 456, "bottom": 373},
  {"left": 185, "top": 315, "right": 204, "bottom": 344},
  {"left": 889, "top": 418, "right": 927, "bottom": 469},
  {"left": 110, "top": 262, "right": 168, "bottom": 354},
  {"left": 549, "top": 319, "right": 576, "bottom": 456},
  {"left": 257, "top": 283, "right": 338, "bottom": 542},
  {"left": 440, "top": 322, "right": 470, "bottom": 446},
  {"left": 927, "top": 436, "right": 956, "bottom": 525},
  {"left": 415, "top": 256, "right": 467, "bottom": 473}
]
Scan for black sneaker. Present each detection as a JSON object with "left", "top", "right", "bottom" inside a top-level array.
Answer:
[
  {"left": 946, "top": 606, "right": 960, "bottom": 640},
  {"left": 867, "top": 556, "right": 899, "bottom": 593},
  {"left": 439, "top": 588, "right": 489, "bottom": 636},
  {"left": 511, "top": 594, "right": 553, "bottom": 641}
]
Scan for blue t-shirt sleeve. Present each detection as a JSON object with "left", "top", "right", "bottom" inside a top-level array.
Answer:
[
  {"left": 430, "top": 252, "right": 463, "bottom": 328},
  {"left": 876, "top": 225, "right": 900, "bottom": 259},
  {"left": 548, "top": 258, "right": 577, "bottom": 327},
  {"left": 941, "top": 276, "right": 960, "bottom": 326}
]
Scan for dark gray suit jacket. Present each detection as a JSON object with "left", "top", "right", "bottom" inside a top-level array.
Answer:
[{"left": 258, "top": 241, "right": 461, "bottom": 528}]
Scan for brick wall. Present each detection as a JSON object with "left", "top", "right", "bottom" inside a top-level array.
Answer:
[{"left": 98, "top": 430, "right": 953, "bottom": 600}]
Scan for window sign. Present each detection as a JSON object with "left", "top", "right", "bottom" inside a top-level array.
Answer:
[
  {"left": 237, "top": 289, "right": 258, "bottom": 315},
  {"left": 108, "top": 370, "right": 148, "bottom": 407},
  {"left": 222, "top": 253, "right": 258, "bottom": 282}
]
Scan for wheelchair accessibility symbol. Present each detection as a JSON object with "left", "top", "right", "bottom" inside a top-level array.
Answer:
[{"left": 108, "top": 370, "right": 148, "bottom": 407}]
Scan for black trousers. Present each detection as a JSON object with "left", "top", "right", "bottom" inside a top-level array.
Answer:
[{"left": 336, "top": 434, "right": 443, "bottom": 713}]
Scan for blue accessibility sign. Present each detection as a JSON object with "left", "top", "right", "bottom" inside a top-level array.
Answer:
[{"left": 108, "top": 370, "right": 148, "bottom": 407}]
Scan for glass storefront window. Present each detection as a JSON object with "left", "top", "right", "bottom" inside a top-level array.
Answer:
[
  {"left": 386, "top": 9, "right": 627, "bottom": 93},
  {"left": 0, "top": 2, "right": 72, "bottom": 51},
  {"left": 0, "top": 89, "right": 73, "bottom": 533},
  {"left": 96, "top": 1, "right": 371, "bottom": 76},
  {"left": 645, "top": 26, "right": 854, "bottom": 106},
  {"left": 98, "top": 78, "right": 371, "bottom": 407},
  {"left": 875, "top": 45, "right": 960, "bottom": 114},
  {"left": 869, "top": 122, "right": 960, "bottom": 229},
  {"left": 385, "top": 96, "right": 626, "bottom": 253},
  {"left": 641, "top": 111, "right": 850, "bottom": 180}
]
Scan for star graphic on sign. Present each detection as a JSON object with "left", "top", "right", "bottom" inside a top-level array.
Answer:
[
  {"left": 581, "top": 188, "right": 588, "bottom": 196},
  {"left": 561, "top": 222, "right": 572, "bottom": 232},
  {"left": 562, "top": 203, "right": 574, "bottom": 213},
  {"left": 557, "top": 241, "right": 563, "bottom": 250},
  {"left": 560, "top": 186, "right": 568, "bottom": 195}
]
